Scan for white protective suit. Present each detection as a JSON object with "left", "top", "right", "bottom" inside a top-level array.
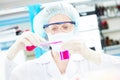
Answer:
[{"left": 9, "top": 50, "right": 120, "bottom": 80}]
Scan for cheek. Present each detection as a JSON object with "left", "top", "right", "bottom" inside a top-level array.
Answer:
[
  {"left": 45, "top": 29, "right": 52, "bottom": 35},
  {"left": 69, "top": 27, "right": 74, "bottom": 32},
  {"left": 71, "top": 26, "right": 75, "bottom": 30}
]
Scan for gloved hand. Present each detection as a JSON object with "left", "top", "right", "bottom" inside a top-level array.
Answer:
[
  {"left": 7, "top": 31, "right": 47, "bottom": 60},
  {"left": 61, "top": 39, "right": 85, "bottom": 54},
  {"left": 61, "top": 39, "right": 101, "bottom": 64}
]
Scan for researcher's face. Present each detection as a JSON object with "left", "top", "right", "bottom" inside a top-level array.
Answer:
[{"left": 44, "top": 14, "right": 75, "bottom": 35}]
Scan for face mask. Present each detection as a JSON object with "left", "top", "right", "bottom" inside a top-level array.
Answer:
[{"left": 47, "top": 30, "right": 75, "bottom": 52}]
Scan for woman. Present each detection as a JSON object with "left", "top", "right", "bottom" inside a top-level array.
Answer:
[{"left": 7, "top": 2, "right": 120, "bottom": 80}]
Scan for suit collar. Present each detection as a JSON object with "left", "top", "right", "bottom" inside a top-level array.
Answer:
[{"left": 36, "top": 51, "right": 85, "bottom": 80}]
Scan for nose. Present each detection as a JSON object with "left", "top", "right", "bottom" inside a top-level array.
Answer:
[{"left": 56, "top": 25, "right": 64, "bottom": 33}]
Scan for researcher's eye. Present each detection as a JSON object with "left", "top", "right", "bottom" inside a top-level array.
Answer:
[
  {"left": 51, "top": 26, "right": 58, "bottom": 31},
  {"left": 62, "top": 25, "right": 69, "bottom": 30}
]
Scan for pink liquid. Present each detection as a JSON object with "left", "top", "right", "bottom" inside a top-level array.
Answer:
[{"left": 60, "top": 50, "right": 70, "bottom": 60}]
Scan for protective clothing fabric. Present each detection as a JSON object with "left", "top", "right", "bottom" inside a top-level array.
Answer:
[{"left": 9, "top": 51, "right": 120, "bottom": 80}]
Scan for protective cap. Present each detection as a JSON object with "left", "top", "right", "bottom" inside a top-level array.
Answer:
[{"left": 33, "top": 2, "right": 80, "bottom": 37}]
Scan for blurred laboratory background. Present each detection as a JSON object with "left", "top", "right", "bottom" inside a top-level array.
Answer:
[{"left": 0, "top": 0, "right": 120, "bottom": 79}]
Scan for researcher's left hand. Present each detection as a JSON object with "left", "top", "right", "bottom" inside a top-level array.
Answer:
[
  {"left": 61, "top": 39, "right": 101, "bottom": 64},
  {"left": 61, "top": 39, "right": 87, "bottom": 55}
]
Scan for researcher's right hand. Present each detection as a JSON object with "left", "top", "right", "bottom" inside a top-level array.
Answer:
[{"left": 7, "top": 31, "right": 47, "bottom": 60}]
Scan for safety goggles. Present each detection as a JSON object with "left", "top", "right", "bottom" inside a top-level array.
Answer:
[
  {"left": 43, "top": 21, "right": 76, "bottom": 34},
  {"left": 43, "top": 21, "right": 75, "bottom": 29}
]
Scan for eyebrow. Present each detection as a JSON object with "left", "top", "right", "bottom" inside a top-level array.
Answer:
[{"left": 43, "top": 21, "right": 75, "bottom": 29}]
